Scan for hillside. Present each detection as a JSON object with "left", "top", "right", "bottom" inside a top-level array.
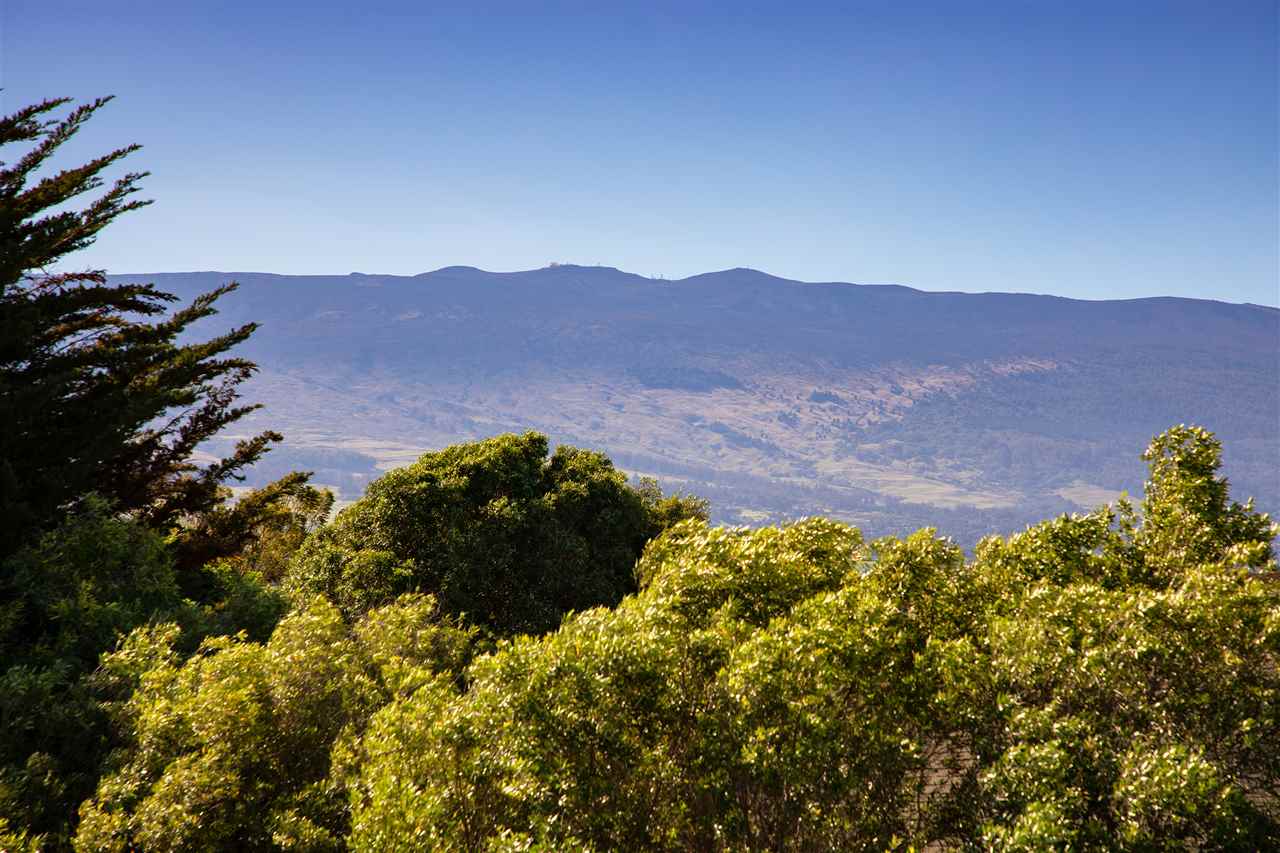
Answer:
[{"left": 113, "top": 265, "right": 1280, "bottom": 546}]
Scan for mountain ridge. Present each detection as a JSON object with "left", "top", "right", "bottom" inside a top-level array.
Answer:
[
  {"left": 108, "top": 266, "right": 1279, "bottom": 546},
  {"left": 114, "top": 264, "right": 1278, "bottom": 309}
]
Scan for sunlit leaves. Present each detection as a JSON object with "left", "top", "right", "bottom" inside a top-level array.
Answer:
[
  {"left": 348, "top": 427, "right": 1278, "bottom": 849},
  {"left": 75, "top": 596, "right": 476, "bottom": 851},
  {"left": 73, "top": 426, "right": 1280, "bottom": 849}
]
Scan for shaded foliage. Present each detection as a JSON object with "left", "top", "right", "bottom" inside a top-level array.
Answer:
[
  {"left": 287, "top": 431, "right": 708, "bottom": 635},
  {"left": 0, "top": 499, "right": 294, "bottom": 848},
  {"left": 0, "top": 96, "right": 321, "bottom": 848}
]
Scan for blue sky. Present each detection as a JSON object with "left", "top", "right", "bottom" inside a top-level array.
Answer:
[{"left": 3, "top": 0, "right": 1276, "bottom": 303}]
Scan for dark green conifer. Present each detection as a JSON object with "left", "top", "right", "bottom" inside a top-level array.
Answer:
[
  {"left": 0, "top": 96, "right": 284, "bottom": 562},
  {"left": 0, "top": 96, "right": 322, "bottom": 848}
]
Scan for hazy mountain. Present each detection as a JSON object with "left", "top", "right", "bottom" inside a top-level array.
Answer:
[{"left": 112, "top": 265, "right": 1279, "bottom": 547}]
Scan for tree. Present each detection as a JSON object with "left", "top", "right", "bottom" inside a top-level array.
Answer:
[
  {"left": 343, "top": 427, "right": 1277, "bottom": 850},
  {"left": 0, "top": 502, "right": 180, "bottom": 844},
  {"left": 1134, "top": 424, "right": 1275, "bottom": 578},
  {"left": 0, "top": 497, "right": 296, "bottom": 848},
  {"left": 286, "top": 431, "right": 708, "bottom": 635},
  {"left": 0, "top": 96, "right": 289, "bottom": 563},
  {"left": 0, "top": 96, "right": 322, "bottom": 847},
  {"left": 71, "top": 426, "right": 1278, "bottom": 850},
  {"left": 75, "top": 595, "right": 476, "bottom": 851}
]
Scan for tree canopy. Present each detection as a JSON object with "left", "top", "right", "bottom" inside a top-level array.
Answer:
[
  {"left": 286, "top": 431, "right": 708, "bottom": 635},
  {"left": 75, "top": 425, "right": 1279, "bottom": 851}
]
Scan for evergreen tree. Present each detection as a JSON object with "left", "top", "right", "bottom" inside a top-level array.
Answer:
[
  {"left": 0, "top": 96, "right": 324, "bottom": 847},
  {"left": 0, "top": 96, "right": 286, "bottom": 563}
]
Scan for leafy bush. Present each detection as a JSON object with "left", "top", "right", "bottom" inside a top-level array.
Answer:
[
  {"left": 75, "top": 595, "right": 475, "bottom": 851},
  {"left": 57, "top": 427, "right": 1280, "bottom": 849},
  {"left": 346, "top": 426, "right": 1277, "bottom": 850},
  {"left": 0, "top": 497, "right": 296, "bottom": 847},
  {"left": 287, "top": 431, "right": 707, "bottom": 634},
  {"left": 0, "top": 499, "right": 183, "bottom": 842}
]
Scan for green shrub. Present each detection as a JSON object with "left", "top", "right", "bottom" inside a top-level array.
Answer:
[
  {"left": 76, "top": 595, "right": 476, "bottom": 851},
  {"left": 348, "top": 427, "right": 1278, "bottom": 850},
  {"left": 287, "top": 432, "right": 706, "bottom": 635}
]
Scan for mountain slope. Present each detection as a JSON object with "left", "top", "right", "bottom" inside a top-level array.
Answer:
[{"left": 112, "top": 266, "right": 1279, "bottom": 546}]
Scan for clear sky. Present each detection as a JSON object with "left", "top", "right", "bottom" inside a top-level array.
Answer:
[{"left": 3, "top": 0, "right": 1276, "bottom": 303}]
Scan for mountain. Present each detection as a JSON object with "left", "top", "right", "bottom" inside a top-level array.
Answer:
[{"left": 111, "top": 265, "right": 1280, "bottom": 547}]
